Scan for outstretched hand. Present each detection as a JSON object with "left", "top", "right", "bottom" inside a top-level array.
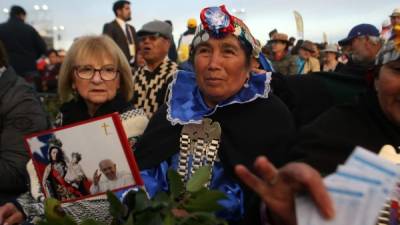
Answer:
[{"left": 235, "top": 156, "right": 334, "bottom": 225}]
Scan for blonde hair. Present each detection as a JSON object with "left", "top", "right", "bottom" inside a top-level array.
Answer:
[{"left": 58, "top": 35, "right": 133, "bottom": 103}]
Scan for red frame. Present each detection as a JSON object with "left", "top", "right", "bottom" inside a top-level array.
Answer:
[{"left": 24, "top": 112, "right": 144, "bottom": 203}]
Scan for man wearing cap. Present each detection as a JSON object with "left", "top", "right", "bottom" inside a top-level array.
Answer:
[
  {"left": 103, "top": 0, "right": 138, "bottom": 66},
  {"left": 267, "top": 32, "right": 298, "bottom": 75},
  {"left": 337, "top": 23, "right": 382, "bottom": 77},
  {"left": 132, "top": 20, "right": 178, "bottom": 118},
  {"left": 297, "top": 40, "right": 320, "bottom": 74},
  {"left": 177, "top": 18, "right": 197, "bottom": 63}
]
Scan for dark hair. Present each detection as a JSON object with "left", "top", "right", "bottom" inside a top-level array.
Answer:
[
  {"left": 164, "top": 20, "right": 172, "bottom": 26},
  {"left": 48, "top": 146, "right": 65, "bottom": 163},
  {"left": 10, "top": 5, "right": 26, "bottom": 18},
  {"left": 46, "top": 49, "right": 58, "bottom": 57},
  {"left": 0, "top": 40, "right": 8, "bottom": 67},
  {"left": 113, "top": 0, "right": 130, "bottom": 16},
  {"left": 71, "top": 152, "right": 82, "bottom": 163}
]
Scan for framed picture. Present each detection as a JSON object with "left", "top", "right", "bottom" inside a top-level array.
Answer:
[{"left": 25, "top": 113, "right": 143, "bottom": 203}]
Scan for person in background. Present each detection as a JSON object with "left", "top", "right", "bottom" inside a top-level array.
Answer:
[
  {"left": 267, "top": 32, "right": 298, "bottom": 75},
  {"left": 132, "top": 20, "right": 178, "bottom": 117},
  {"left": 320, "top": 44, "right": 344, "bottom": 72},
  {"left": 38, "top": 49, "right": 61, "bottom": 93},
  {"left": 164, "top": 20, "right": 178, "bottom": 62},
  {"left": 177, "top": 18, "right": 197, "bottom": 63},
  {"left": 103, "top": 0, "right": 138, "bottom": 66},
  {"left": 297, "top": 40, "right": 320, "bottom": 74},
  {"left": 337, "top": 23, "right": 382, "bottom": 77},
  {"left": 0, "top": 5, "right": 47, "bottom": 87},
  {"left": 0, "top": 40, "right": 49, "bottom": 204}
]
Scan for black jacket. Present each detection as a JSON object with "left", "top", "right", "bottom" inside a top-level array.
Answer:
[
  {"left": 135, "top": 96, "right": 296, "bottom": 225},
  {"left": 0, "top": 17, "right": 47, "bottom": 75},
  {"left": 290, "top": 90, "right": 400, "bottom": 175},
  {"left": 0, "top": 67, "right": 49, "bottom": 202},
  {"left": 103, "top": 20, "right": 138, "bottom": 63}
]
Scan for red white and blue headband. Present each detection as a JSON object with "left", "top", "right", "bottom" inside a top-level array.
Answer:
[{"left": 191, "top": 5, "right": 261, "bottom": 58}]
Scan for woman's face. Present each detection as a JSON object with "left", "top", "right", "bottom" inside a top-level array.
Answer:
[
  {"left": 50, "top": 148, "right": 59, "bottom": 161},
  {"left": 73, "top": 57, "right": 120, "bottom": 108},
  {"left": 194, "top": 34, "right": 250, "bottom": 107},
  {"left": 271, "top": 41, "right": 287, "bottom": 54},
  {"left": 375, "top": 60, "right": 400, "bottom": 126},
  {"left": 323, "top": 52, "right": 337, "bottom": 63}
]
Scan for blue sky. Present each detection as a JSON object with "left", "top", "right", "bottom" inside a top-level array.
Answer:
[{"left": 0, "top": 0, "right": 398, "bottom": 49}]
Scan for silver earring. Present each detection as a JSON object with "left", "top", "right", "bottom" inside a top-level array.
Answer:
[{"left": 243, "top": 78, "right": 249, "bottom": 88}]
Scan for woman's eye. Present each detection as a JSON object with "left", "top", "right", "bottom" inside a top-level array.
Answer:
[{"left": 197, "top": 47, "right": 210, "bottom": 54}]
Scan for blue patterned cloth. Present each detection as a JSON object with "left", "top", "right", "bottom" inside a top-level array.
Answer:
[{"left": 166, "top": 70, "right": 271, "bottom": 125}]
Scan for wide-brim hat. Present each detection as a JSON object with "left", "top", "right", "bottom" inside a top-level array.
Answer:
[
  {"left": 321, "top": 44, "right": 339, "bottom": 53},
  {"left": 300, "top": 40, "right": 316, "bottom": 53},
  {"left": 390, "top": 8, "right": 400, "bottom": 17}
]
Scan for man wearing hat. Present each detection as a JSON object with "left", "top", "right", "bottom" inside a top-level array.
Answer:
[
  {"left": 132, "top": 20, "right": 178, "bottom": 118},
  {"left": 267, "top": 32, "right": 298, "bottom": 75},
  {"left": 103, "top": 0, "right": 138, "bottom": 66},
  {"left": 321, "top": 44, "right": 344, "bottom": 72},
  {"left": 337, "top": 23, "right": 382, "bottom": 77},
  {"left": 297, "top": 40, "right": 320, "bottom": 74},
  {"left": 177, "top": 18, "right": 197, "bottom": 63},
  {"left": 390, "top": 8, "right": 400, "bottom": 28}
]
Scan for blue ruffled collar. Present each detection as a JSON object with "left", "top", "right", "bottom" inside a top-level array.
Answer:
[{"left": 166, "top": 70, "right": 271, "bottom": 125}]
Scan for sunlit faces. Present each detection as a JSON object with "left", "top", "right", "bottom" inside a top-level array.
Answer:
[
  {"left": 73, "top": 57, "right": 120, "bottom": 109},
  {"left": 194, "top": 34, "right": 250, "bottom": 107},
  {"left": 375, "top": 60, "right": 400, "bottom": 126},
  {"left": 139, "top": 34, "right": 170, "bottom": 66}
]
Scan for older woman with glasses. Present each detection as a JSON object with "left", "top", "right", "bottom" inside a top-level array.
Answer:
[
  {"left": 56, "top": 35, "right": 141, "bottom": 126},
  {"left": 0, "top": 35, "right": 149, "bottom": 225}
]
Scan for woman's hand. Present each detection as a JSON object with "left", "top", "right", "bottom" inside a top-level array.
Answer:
[
  {"left": 235, "top": 156, "right": 334, "bottom": 225},
  {"left": 0, "top": 203, "right": 24, "bottom": 225}
]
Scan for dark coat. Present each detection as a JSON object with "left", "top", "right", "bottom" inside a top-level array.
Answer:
[
  {"left": 135, "top": 96, "right": 296, "bottom": 225},
  {"left": 0, "top": 17, "right": 47, "bottom": 75},
  {"left": 290, "top": 90, "right": 400, "bottom": 175},
  {"left": 0, "top": 67, "right": 49, "bottom": 202},
  {"left": 102, "top": 20, "right": 138, "bottom": 62}
]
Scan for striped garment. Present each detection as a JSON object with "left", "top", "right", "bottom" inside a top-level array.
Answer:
[{"left": 132, "top": 58, "right": 178, "bottom": 118}]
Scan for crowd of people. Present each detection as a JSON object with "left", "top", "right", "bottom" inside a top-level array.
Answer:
[{"left": 0, "top": 1, "right": 399, "bottom": 225}]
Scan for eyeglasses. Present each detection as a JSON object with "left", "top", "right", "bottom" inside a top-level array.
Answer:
[{"left": 74, "top": 65, "right": 119, "bottom": 81}]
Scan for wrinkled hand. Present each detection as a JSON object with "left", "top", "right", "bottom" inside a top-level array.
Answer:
[
  {"left": 0, "top": 203, "right": 24, "bottom": 225},
  {"left": 235, "top": 156, "right": 334, "bottom": 225},
  {"left": 92, "top": 169, "right": 102, "bottom": 186}
]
